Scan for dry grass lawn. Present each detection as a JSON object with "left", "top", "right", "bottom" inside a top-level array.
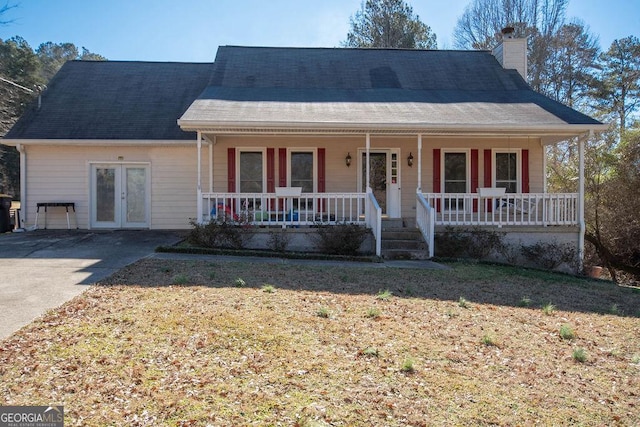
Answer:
[{"left": 1, "top": 258, "right": 639, "bottom": 426}]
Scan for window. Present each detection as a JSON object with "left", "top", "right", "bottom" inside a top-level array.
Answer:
[
  {"left": 290, "top": 152, "right": 313, "bottom": 192},
  {"left": 443, "top": 151, "right": 468, "bottom": 210},
  {"left": 495, "top": 152, "right": 518, "bottom": 193},
  {"left": 239, "top": 151, "right": 263, "bottom": 193},
  {"left": 444, "top": 152, "right": 467, "bottom": 193},
  {"left": 289, "top": 150, "right": 315, "bottom": 211}
]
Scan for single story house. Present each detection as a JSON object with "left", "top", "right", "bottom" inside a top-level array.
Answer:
[{"left": 2, "top": 31, "right": 606, "bottom": 261}]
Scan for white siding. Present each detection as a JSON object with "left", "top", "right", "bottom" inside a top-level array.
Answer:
[{"left": 23, "top": 144, "right": 202, "bottom": 229}]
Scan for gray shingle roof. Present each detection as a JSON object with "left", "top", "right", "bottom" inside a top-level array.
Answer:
[
  {"left": 179, "top": 46, "right": 602, "bottom": 130},
  {"left": 5, "top": 61, "right": 214, "bottom": 140},
  {"left": 5, "top": 46, "right": 603, "bottom": 141}
]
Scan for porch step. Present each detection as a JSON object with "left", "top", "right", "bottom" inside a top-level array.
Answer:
[
  {"left": 381, "top": 218, "right": 405, "bottom": 230},
  {"left": 380, "top": 227, "right": 430, "bottom": 260}
]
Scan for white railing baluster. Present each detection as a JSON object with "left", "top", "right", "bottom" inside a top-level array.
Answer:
[{"left": 420, "top": 192, "right": 578, "bottom": 227}]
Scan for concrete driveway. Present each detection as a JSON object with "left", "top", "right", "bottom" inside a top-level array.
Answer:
[{"left": 0, "top": 229, "right": 184, "bottom": 340}]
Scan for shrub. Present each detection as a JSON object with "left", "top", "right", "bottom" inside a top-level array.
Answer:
[
  {"left": 360, "top": 347, "right": 379, "bottom": 358},
  {"left": 518, "top": 297, "right": 532, "bottom": 307},
  {"left": 365, "top": 307, "right": 381, "bottom": 318},
  {"left": 187, "top": 217, "right": 252, "bottom": 250},
  {"left": 261, "top": 284, "right": 275, "bottom": 293},
  {"left": 434, "top": 226, "right": 470, "bottom": 258},
  {"left": 435, "top": 226, "right": 505, "bottom": 260},
  {"left": 466, "top": 227, "right": 506, "bottom": 259},
  {"left": 400, "top": 356, "right": 416, "bottom": 373},
  {"left": 521, "top": 240, "right": 579, "bottom": 271},
  {"left": 313, "top": 223, "right": 369, "bottom": 255},
  {"left": 316, "top": 307, "right": 331, "bottom": 318},
  {"left": 267, "top": 229, "right": 291, "bottom": 252},
  {"left": 542, "top": 302, "right": 556, "bottom": 315},
  {"left": 559, "top": 324, "right": 575, "bottom": 340},
  {"left": 172, "top": 274, "right": 188, "bottom": 285},
  {"left": 458, "top": 297, "right": 470, "bottom": 308},
  {"left": 572, "top": 348, "right": 587, "bottom": 363},
  {"left": 234, "top": 278, "right": 246, "bottom": 287},
  {"left": 482, "top": 334, "right": 497, "bottom": 346},
  {"left": 376, "top": 289, "right": 392, "bottom": 301}
]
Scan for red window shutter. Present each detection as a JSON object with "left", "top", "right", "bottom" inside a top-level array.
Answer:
[
  {"left": 433, "top": 149, "right": 441, "bottom": 193},
  {"left": 471, "top": 149, "right": 479, "bottom": 212},
  {"left": 484, "top": 149, "right": 492, "bottom": 212},
  {"left": 227, "top": 148, "right": 236, "bottom": 192},
  {"left": 318, "top": 148, "right": 326, "bottom": 193},
  {"left": 318, "top": 148, "right": 326, "bottom": 213},
  {"left": 433, "top": 149, "right": 441, "bottom": 212},
  {"left": 267, "top": 148, "right": 275, "bottom": 192},
  {"left": 484, "top": 149, "right": 492, "bottom": 187},
  {"left": 522, "top": 149, "right": 530, "bottom": 193},
  {"left": 278, "top": 148, "right": 287, "bottom": 187}
]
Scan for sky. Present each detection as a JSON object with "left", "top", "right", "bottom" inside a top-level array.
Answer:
[{"left": 0, "top": 0, "right": 638, "bottom": 63}]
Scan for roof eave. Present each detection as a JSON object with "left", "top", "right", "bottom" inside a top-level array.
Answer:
[{"left": 178, "top": 119, "right": 609, "bottom": 138}]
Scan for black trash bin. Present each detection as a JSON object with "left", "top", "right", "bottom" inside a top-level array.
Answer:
[{"left": 0, "top": 194, "right": 12, "bottom": 233}]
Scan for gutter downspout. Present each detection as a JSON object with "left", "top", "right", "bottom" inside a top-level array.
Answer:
[
  {"left": 16, "top": 143, "right": 26, "bottom": 228},
  {"left": 577, "top": 130, "right": 592, "bottom": 273}
]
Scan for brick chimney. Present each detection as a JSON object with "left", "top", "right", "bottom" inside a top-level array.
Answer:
[{"left": 492, "top": 27, "right": 528, "bottom": 80}]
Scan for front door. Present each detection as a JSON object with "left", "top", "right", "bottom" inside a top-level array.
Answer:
[
  {"left": 91, "top": 164, "right": 150, "bottom": 228},
  {"left": 359, "top": 149, "right": 401, "bottom": 217}
]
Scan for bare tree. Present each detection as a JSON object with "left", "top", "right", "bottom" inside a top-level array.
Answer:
[
  {"left": 0, "top": 1, "right": 16, "bottom": 25},
  {"left": 543, "top": 21, "right": 600, "bottom": 108},
  {"left": 453, "top": 0, "right": 568, "bottom": 91},
  {"left": 343, "top": 0, "right": 437, "bottom": 49}
]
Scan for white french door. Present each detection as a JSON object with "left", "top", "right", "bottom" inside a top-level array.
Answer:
[{"left": 90, "top": 164, "right": 150, "bottom": 228}]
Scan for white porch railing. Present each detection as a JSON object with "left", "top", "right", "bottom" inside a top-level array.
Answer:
[
  {"left": 202, "top": 191, "right": 382, "bottom": 256},
  {"left": 202, "top": 192, "right": 367, "bottom": 226},
  {"left": 421, "top": 193, "right": 578, "bottom": 227},
  {"left": 416, "top": 191, "right": 435, "bottom": 258},
  {"left": 365, "top": 190, "right": 382, "bottom": 257}
]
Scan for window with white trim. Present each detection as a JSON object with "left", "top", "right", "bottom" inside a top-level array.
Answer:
[
  {"left": 289, "top": 150, "right": 315, "bottom": 211},
  {"left": 290, "top": 151, "right": 314, "bottom": 192},
  {"left": 494, "top": 151, "right": 518, "bottom": 193},
  {"left": 239, "top": 150, "right": 264, "bottom": 193}
]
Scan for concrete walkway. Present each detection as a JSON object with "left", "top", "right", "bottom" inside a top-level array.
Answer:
[{"left": 0, "top": 230, "right": 184, "bottom": 340}]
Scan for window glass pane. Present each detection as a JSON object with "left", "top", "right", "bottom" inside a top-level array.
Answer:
[
  {"left": 96, "top": 168, "right": 115, "bottom": 222},
  {"left": 496, "top": 153, "right": 516, "bottom": 181},
  {"left": 444, "top": 152, "right": 467, "bottom": 193},
  {"left": 240, "top": 152, "right": 263, "bottom": 192},
  {"left": 495, "top": 152, "right": 517, "bottom": 193},
  {"left": 291, "top": 152, "right": 313, "bottom": 192},
  {"left": 126, "top": 168, "right": 146, "bottom": 222}
]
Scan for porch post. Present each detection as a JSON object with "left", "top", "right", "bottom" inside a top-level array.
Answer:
[
  {"left": 578, "top": 133, "right": 588, "bottom": 272},
  {"left": 417, "top": 134, "right": 422, "bottom": 192},
  {"left": 209, "top": 136, "right": 214, "bottom": 192},
  {"left": 365, "top": 133, "right": 371, "bottom": 191},
  {"left": 196, "top": 131, "right": 203, "bottom": 224}
]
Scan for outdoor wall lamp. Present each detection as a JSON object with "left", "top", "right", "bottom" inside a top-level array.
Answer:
[
  {"left": 407, "top": 152, "right": 414, "bottom": 167},
  {"left": 346, "top": 152, "right": 352, "bottom": 167}
]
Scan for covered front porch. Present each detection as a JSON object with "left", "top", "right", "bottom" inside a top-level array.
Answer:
[{"left": 190, "top": 131, "right": 588, "bottom": 259}]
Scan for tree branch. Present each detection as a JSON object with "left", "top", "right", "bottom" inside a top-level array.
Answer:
[{"left": 584, "top": 232, "right": 640, "bottom": 277}]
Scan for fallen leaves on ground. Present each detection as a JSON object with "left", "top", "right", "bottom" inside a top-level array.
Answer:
[{"left": 1, "top": 259, "right": 639, "bottom": 426}]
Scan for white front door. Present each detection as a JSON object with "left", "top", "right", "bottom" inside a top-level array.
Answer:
[
  {"left": 91, "top": 164, "right": 150, "bottom": 228},
  {"left": 359, "top": 149, "right": 401, "bottom": 218}
]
